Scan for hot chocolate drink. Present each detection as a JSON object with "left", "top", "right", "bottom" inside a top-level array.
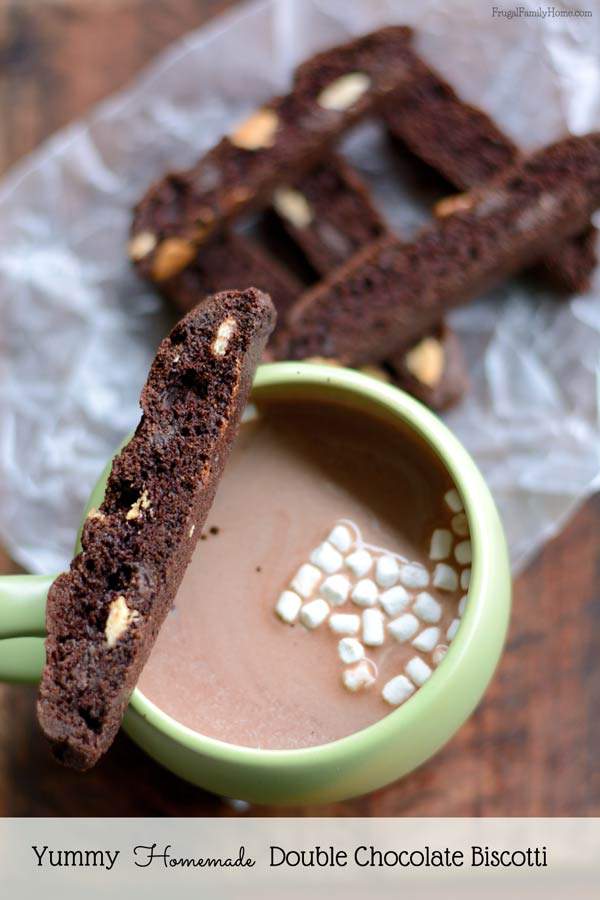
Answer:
[{"left": 138, "top": 400, "right": 470, "bottom": 750}]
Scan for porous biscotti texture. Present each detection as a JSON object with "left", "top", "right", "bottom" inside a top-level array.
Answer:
[
  {"left": 159, "top": 230, "right": 301, "bottom": 326},
  {"left": 271, "top": 155, "right": 387, "bottom": 274},
  {"left": 275, "top": 134, "right": 600, "bottom": 365},
  {"left": 384, "top": 60, "right": 597, "bottom": 292},
  {"left": 536, "top": 224, "right": 598, "bottom": 293},
  {"left": 388, "top": 324, "right": 469, "bottom": 411},
  {"left": 37, "top": 289, "right": 276, "bottom": 770},
  {"left": 130, "top": 27, "right": 416, "bottom": 282},
  {"left": 385, "top": 59, "right": 518, "bottom": 187}
]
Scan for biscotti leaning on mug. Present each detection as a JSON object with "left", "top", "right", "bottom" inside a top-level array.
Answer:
[{"left": 37, "top": 288, "right": 276, "bottom": 770}]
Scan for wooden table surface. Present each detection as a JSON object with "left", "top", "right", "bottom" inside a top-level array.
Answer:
[{"left": 0, "top": 0, "right": 598, "bottom": 817}]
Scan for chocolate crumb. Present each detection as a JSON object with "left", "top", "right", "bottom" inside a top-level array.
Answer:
[{"left": 209, "top": 526, "right": 220, "bottom": 535}]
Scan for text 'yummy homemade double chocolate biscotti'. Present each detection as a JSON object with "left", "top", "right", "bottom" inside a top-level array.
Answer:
[
  {"left": 129, "top": 26, "right": 417, "bottom": 282},
  {"left": 37, "top": 288, "right": 276, "bottom": 770},
  {"left": 274, "top": 133, "right": 600, "bottom": 365}
]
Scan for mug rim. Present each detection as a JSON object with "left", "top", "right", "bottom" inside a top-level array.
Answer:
[{"left": 83, "top": 361, "right": 501, "bottom": 769}]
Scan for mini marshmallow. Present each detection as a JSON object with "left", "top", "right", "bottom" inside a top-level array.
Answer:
[
  {"left": 338, "top": 637, "right": 365, "bottom": 664},
  {"left": 328, "top": 524, "right": 353, "bottom": 553},
  {"left": 454, "top": 539, "right": 472, "bottom": 566},
  {"left": 433, "top": 562, "right": 459, "bottom": 592},
  {"left": 362, "top": 608, "right": 385, "bottom": 646},
  {"left": 461, "top": 568, "right": 471, "bottom": 591},
  {"left": 413, "top": 591, "right": 442, "bottom": 623},
  {"left": 345, "top": 548, "right": 373, "bottom": 578},
  {"left": 444, "top": 488, "right": 464, "bottom": 513},
  {"left": 406, "top": 656, "right": 433, "bottom": 686},
  {"left": 375, "top": 555, "right": 400, "bottom": 588},
  {"left": 380, "top": 585, "right": 411, "bottom": 616},
  {"left": 275, "top": 590, "right": 302, "bottom": 624},
  {"left": 433, "top": 644, "right": 449, "bottom": 666},
  {"left": 446, "top": 618, "right": 461, "bottom": 641},
  {"left": 429, "top": 528, "right": 452, "bottom": 561},
  {"left": 321, "top": 573, "right": 351, "bottom": 606},
  {"left": 299, "top": 598, "right": 330, "bottom": 629},
  {"left": 291, "top": 563, "right": 321, "bottom": 598},
  {"left": 382, "top": 674, "right": 415, "bottom": 706},
  {"left": 329, "top": 613, "right": 360, "bottom": 635},
  {"left": 351, "top": 578, "right": 379, "bottom": 608},
  {"left": 388, "top": 613, "right": 419, "bottom": 643},
  {"left": 451, "top": 512, "right": 469, "bottom": 537},
  {"left": 311, "top": 541, "right": 343, "bottom": 574},
  {"left": 343, "top": 660, "right": 377, "bottom": 692},
  {"left": 399, "top": 562, "right": 430, "bottom": 589},
  {"left": 411, "top": 626, "right": 440, "bottom": 652},
  {"left": 458, "top": 594, "right": 468, "bottom": 616}
]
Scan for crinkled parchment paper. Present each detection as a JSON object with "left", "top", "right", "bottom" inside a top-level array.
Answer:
[{"left": 0, "top": 0, "right": 599, "bottom": 575}]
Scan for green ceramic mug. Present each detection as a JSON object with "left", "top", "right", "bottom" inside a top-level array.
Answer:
[{"left": 0, "top": 362, "right": 511, "bottom": 804}]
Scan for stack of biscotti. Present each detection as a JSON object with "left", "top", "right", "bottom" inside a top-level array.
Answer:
[
  {"left": 266, "top": 156, "right": 468, "bottom": 408},
  {"left": 130, "top": 27, "right": 416, "bottom": 283},
  {"left": 129, "top": 26, "right": 599, "bottom": 410},
  {"left": 383, "top": 57, "right": 597, "bottom": 293},
  {"left": 37, "top": 288, "right": 275, "bottom": 769},
  {"left": 273, "top": 134, "right": 600, "bottom": 364},
  {"left": 129, "top": 28, "right": 471, "bottom": 409}
]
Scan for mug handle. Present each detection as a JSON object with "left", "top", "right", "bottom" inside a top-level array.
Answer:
[{"left": 0, "top": 574, "right": 54, "bottom": 683}]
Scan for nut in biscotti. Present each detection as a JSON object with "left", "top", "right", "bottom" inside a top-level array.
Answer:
[
  {"left": 230, "top": 108, "right": 279, "bottom": 150},
  {"left": 434, "top": 193, "right": 475, "bottom": 218},
  {"left": 125, "top": 489, "right": 151, "bottom": 521},
  {"left": 128, "top": 231, "right": 157, "bottom": 261},
  {"left": 86, "top": 507, "right": 106, "bottom": 522},
  {"left": 212, "top": 316, "right": 237, "bottom": 356},
  {"left": 152, "top": 238, "right": 197, "bottom": 282},
  {"left": 404, "top": 336, "right": 445, "bottom": 387},
  {"left": 317, "top": 73, "right": 372, "bottom": 111},
  {"left": 272, "top": 187, "right": 313, "bottom": 229},
  {"left": 105, "top": 596, "right": 140, "bottom": 648}
]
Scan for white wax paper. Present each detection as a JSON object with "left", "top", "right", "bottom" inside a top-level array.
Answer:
[{"left": 0, "top": 0, "right": 599, "bottom": 575}]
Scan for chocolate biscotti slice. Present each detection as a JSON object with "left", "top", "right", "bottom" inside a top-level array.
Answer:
[
  {"left": 270, "top": 155, "right": 466, "bottom": 407},
  {"left": 274, "top": 133, "right": 600, "bottom": 365},
  {"left": 388, "top": 325, "right": 469, "bottom": 411},
  {"left": 38, "top": 288, "right": 275, "bottom": 770},
  {"left": 270, "top": 155, "right": 387, "bottom": 275},
  {"left": 129, "top": 27, "right": 416, "bottom": 283},
  {"left": 159, "top": 230, "right": 301, "bottom": 327},
  {"left": 535, "top": 225, "right": 598, "bottom": 294},
  {"left": 384, "top": 60, "right": 597, "bottom": 293}
]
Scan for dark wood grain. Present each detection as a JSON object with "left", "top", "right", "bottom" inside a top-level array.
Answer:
[{"left": 0, "top": 0, "right": 598, "bottom": 817}]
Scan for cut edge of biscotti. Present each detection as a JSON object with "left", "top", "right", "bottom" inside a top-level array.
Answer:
[{"left": 37, "top": 287, "right": 276, "bottom": 770}]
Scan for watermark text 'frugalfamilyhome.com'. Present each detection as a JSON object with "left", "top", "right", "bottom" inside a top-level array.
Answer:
[{"left": 492, "top": 5, "right": 592, "bottom": 18}]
